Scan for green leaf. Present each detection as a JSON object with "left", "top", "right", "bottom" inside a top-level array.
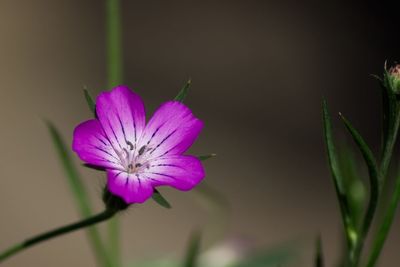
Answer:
[
  {"left": 198, "top": 153, "right": 217, "bottom": 161},
  {"left": 83, "top": 88, "right": 96, "bottom": 115},
  {"left": 314, "top": 236, "right": 324, "bottom": 267},
  {"left": 338, "top": 146, "right": 366, "bottom": 227},
  {"left": 45, "top": 121, "right": 111, "bottom": 267},
  {"left": 152, "top": 189, "right": 172, "bottom": 209},
  {"left": 322, "top": 100, "right": 356, "bottom": 250},
  {"left": 174, "top": 79, "right": 192, "bottom": 102},
  {"left": 339, "top": 113, "right": 379, "bottom": 265},
  {"left": 183, "top": 230, "right": 201, "bottom": 267},
  {"left": 322, "top": 101, "right": 346, "bottom": 194},
  {"left": 339, "top": 114, "right": 379, "bottom": 202}
]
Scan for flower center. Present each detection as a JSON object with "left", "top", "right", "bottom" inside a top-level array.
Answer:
[{"left": 116, "top": 143, "right": 150, "bottom": 174}]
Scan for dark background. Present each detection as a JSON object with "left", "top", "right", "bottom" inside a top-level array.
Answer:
[{"left": 1, "top": 0, "right": 400, "bottom": 266}]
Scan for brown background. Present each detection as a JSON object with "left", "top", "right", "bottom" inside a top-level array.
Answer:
[{"left": 1, "top": 0, "right": 400, "bottom": 266}]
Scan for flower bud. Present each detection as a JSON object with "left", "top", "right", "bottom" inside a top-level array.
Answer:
[{"left": 388, "top": 64, "right": 400, "bottom": 93}]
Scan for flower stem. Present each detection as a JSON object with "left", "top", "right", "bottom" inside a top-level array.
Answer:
[
  {"left": 0, "top": 209, "right": 117, "bottom": 263},
  {"left": 106, "top": 0, "right": 123, "bottom": 89},
  {"left": 366, "top": 169, "right": 400, "bottom": 267},
  {"left": 364, "top": 110, "right": 400, "bottom": 267},
  {"left": 105, "top": 0, "right": 123, "bottom": 265}
]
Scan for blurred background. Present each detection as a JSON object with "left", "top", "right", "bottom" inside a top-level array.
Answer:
[{"left": 1, "top": 0, "right": 400, "bottom": 266}]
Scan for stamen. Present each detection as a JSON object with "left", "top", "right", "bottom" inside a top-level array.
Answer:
[
  {"left": 128, "top": 164, "right": 133, "bottom": 171},
  {"left": 138, "top": 145, "right": 146, "bottom": 156},
  {"left": 126, "top": 141, "right": 134, "bottom": 150}
]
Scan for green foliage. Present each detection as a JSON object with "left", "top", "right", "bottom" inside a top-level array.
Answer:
[
  {"left": 337, "top": 147, "right": 366, "bottom": 228},
  {"left": 83, "top": 88, "right": 96, "bottom": 115},
  {"left": 339, "top": 114, "right": 379, "bottom": 265},
  {"left": 322, "top": 65, "right": 400, "bottom": 267},
  {"left": 45, "top": 121, "right": 111, "bottom": 267},
  {"left": 322, "top": 101, "right": 356, "bottom": 253},
  {"left": 152, "top": 189, "right": 172, "bottom": 209},
  {"left": 198, "top": 154, "right": 217, "bottom": 161},
  {"left": 175, "top": 79, "right": 192, "bottom": 102}
]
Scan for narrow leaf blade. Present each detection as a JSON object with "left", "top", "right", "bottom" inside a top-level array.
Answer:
[
  {"left": 152, "top": 189, "right": 172, "bottom": 209},
  {"left": 198, "top": 153, "right": 217, "bottom": 161},
  {"left": 339, "top": 114, "right": 379, "bottom": 264},
  {"left": 338, "top": 146, "right": 366, "bottom": 226},
  {"left": 322, "top": 100, "right": 356, "bottom": 250},
  {"left": 175, "top": 79, "right": 192, "bottom": 102},
  {"left": 339, "top": 114, "right": 379, "bottom": 195},
  {"left": 83, "top": 88, "right": 96, "bottom": 115},
  {"left": 45, "top": 121, "right": 110, "bottom": 267},
  {"left": 322, "top": 101, "right": 347, "bottom": 199}
]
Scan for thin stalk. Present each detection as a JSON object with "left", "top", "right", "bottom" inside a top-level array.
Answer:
[
  {"left": 366, "top": 169, "right": 400, "bottom": 267},
  {"left": 364, "top": 110, "right": 400, "bottom": 267},
  {"left": 106, "top": 0, "right": 123, "bottom": 89},
  {"left": 47, "top": 121, "right": 111, "bottom": 267},
  {"left": 106, "top": 0, "right": 123, "bottom": 265},
  {"left": 380, "top": 109, "right": 400, "bottom": 187},
  {"left": 0, "top": 209, "right": 117, "bottom": 263}
]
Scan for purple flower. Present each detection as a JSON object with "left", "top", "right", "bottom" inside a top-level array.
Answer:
[{"left": 72, "top": 86, "right": 205, "bottom": 204}]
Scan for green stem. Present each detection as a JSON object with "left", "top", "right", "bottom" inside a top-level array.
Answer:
[
  {"left": 352, "top": 187, "right": 378, "bottom": 267},
  {"left": 364, "top": 110, "right": 400, "bottom": 267},
  {"left": 106, "top": 0, "right": 123, "bottom": 265},
  {"left": 0, "top": 209, "right": 117, "bottom": 263},
  {"left": 366, "top": 169, "right": 400, "bottom": 267},
  {"left": 47, "top": 121, "right": 111, "bottom": 267},
  {"left": 380, "top": 110, "right": 400, "bottom": 187},
  {"left": 106, "top": 0, "right": 123, "bottom": 89}
]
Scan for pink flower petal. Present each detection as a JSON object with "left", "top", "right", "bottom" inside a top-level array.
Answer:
[
  {"left": 144, "top": 155, "right": 205, "bottom": 191},
  {"left": 138, "top": 101, "right": 203, "bottom": 159},
  {"left": 107, "top": 169, "right": 154, "bottom": 204},
  {"left": 96, "top": 86, "right": 146, "bottom": 152},
  {"left": 72, "top": 119, "right": 121, "bottom": 169}
]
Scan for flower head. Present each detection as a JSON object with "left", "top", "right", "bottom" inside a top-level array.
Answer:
[
  {"left": 388, "top": 64, "right": 400, "bottom": 93},
  {"left": 72, "top": 86, "right": 205, "bottom": 204}
]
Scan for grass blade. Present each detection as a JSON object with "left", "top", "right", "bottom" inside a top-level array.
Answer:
[
  {"left": 339, "top": 114, "right": 379, "bottom": 194},
  {"left": 339, "top": 113, "right": 379, "bottom": 266},
  {"left": 45, "top": 121, "right": 111, "bottom": 267},
  {"left": 322, "top": 100, "right": 356, "bottom": 254},
  {"left": 174, "top": 79, "right": 192, "bottom": 102}
]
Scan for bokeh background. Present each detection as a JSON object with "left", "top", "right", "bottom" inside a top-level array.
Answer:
[{"left": 1, "top": 0, "right": 400, "bottom": 266}]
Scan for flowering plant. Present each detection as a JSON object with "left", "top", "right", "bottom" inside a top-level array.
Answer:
[{"left": 73, "top": 86, "right": 205, "bottom": 204}]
